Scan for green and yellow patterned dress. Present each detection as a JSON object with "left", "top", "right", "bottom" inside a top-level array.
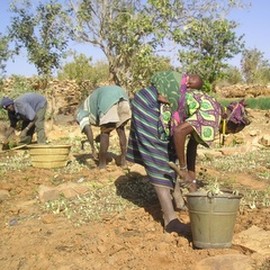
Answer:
[{"left": 184, "top": 90, "right": 222, "bottom": 147}]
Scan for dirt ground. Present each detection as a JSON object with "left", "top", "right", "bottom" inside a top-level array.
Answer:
[{"left": 0, "top": 109, "right": 270, "bottom": 270}]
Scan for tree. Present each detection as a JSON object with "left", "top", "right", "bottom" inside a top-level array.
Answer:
[
  {"left": 224, "top": 66, "right": 243, "bottom": 85},
  {"left": 173, "top": 18, "right": 244, "bottom": 91},
  {"left": 58, "top": 53, "right": 95, "bottom": 84},
  {"left": 66, "top": 0, "right": 246, "bottom": 91},
  {"left": 58, "top": 52, "right": 110, "bottom": 95},
  {"left": 67, "top": 0, "right": 159, "bottom": 89},
  {"left": 9, "top": 0, "right": 69, "bottom": 80},
  {"left": 241, "top": 48, "right": 270, "bottom": 84},
  {"left": 129, "top": 52, "right": 172, "bottom": 91},
  {"left": 0, "top": 33, "right": 14, "bottom": 79}
]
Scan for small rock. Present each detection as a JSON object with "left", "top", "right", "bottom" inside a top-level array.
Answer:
[
  {"left": 97, "top": 245, "right": 107, "bottom": 253},
  {"left": 41, "top": 214, "right": 55, "bottom": 224},
  {"left": 8, "top": 218, "right": 18, "bottom": 226},
  {"left": 38, "top": 185, "right": 60, "bottom": 203},
  {"left": 194, "top": 254, "right": 253, "bottom": 270},
  {"left": 249, "top": 130, "right": 258, "bottom": 136},
  {"left": 259, "top": 134, "right": 270, "bottom": 147},
  {"left": 0, "top": 189, "right": 10, "bottom": 202}
]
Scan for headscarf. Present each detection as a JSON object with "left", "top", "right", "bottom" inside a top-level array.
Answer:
[
  {"left": 227, "top": 99, "right": 250, "bottom": 125},
  {"left": 150, "top": 71, "right": 181, "bottom": 111},
  {"left": 0, "top": 97, "right": 14, "bottom": 109},
  {"left": 176, "top": 74, "right": 188, "bottom": 122},
  {"left": 170, "top": 74, "right": 188, "bottom": 134}
]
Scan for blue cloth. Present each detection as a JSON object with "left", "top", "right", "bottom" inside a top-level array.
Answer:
[
  {"left": 0, "top": 97, "right": 14, "bottom": 109},
  {"left": 14, "top": 93, "right": 47, "bottom": 121}
]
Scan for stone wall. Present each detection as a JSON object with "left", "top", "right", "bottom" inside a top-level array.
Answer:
[
  {"left": 1, "top": 78, "right": 96, "bottom": 117},
  {"left": 215, "top": 84, "right": 270, "bottom": 98}
]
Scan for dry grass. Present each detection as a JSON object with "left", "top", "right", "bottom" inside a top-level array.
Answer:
[{"left": 1, "top": 140, "right": 269, "bottom": 225}]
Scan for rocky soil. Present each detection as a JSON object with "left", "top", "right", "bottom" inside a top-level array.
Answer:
[{"left": 0, "top": 108, "right": 269, "bottom": 270}]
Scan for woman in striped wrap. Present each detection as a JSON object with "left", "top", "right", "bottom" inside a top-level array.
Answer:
[
  {"left": 126, "top": 71, "right": 203, "bottom": 235},
  {"left": 126, "top": 71, "right": 250, "bottom": 235}
]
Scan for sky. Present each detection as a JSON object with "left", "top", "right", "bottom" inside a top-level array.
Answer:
[{"left": 0, "top": 0, "right": 269, "bottom": 77}]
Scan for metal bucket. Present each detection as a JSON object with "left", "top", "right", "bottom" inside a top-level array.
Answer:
[
  {"left": 186, "top": 191, "right": 242, "bottom": 249},
  {"left": 27, "top": 144, "right": 71, "bottom": 168}
]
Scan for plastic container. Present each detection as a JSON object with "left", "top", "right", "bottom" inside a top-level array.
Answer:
[
  {"left": 186, "top": 190, "right": 242, "bottom": 249},
  {"left": 27, "top": 144, "right": 71, "bottom": 168}
]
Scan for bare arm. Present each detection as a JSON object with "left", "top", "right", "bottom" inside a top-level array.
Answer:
[
  {"left": 116, "top": 125, "right": 127, "bottom": 166},
  {"left": 186, "top": 134, "right": 198, "bottom": 179},
  {"left": 24, "top": 115, "right": 37, "bottom": 131},
  {"left": 173, "top": 122, "right": 194, "bottom": 168},
  {"left": 83, "top": 124, "right": 98, "bottom": 160},
  {"left": 5, "top": 126, "right": 16, "bottom": 141},
  {"left": 173, "top": 122, "right": 198, "bottom": 191}
]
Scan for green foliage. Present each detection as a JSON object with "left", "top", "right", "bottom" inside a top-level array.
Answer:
[
  {"left": 9, "top": 0, "right": 69, "bottom": 79},
  {"left": 126, "top": 51, "right": 172, "bottom": 91},
  {"left": 55, "top": 0, "right": 248, "bottom": 92},
  {"left": 4, "top": 0, "right": 250, "bottom": 92},
  {"left": 223, "top": 66, "right": 243, "bottom": 85},
  {"left": 215, "top": 66, "right": 243, "bottom": 87},
  {"left": 58, "top": 53, "right": 110, "bottom": 98},
  {"left": 174, "top": 18, "right": 244, "bottom": 91},
  {"left": 58, "top": 53, "right": 109, "bottom": 86},
  {"left": 5, "top": 75, "right": 36, "bottom": 97},
  {"left": 68, "top": 0, "right": 156, "bottom": 88},
  {"left": 0, "top": 33, "right": 14, "bottom": 79},
  {"left": 241, "top": 48, "right": 270, "bottom": 84},
  {"left": 0, "top": 108, "right": 7, "bottom": 120},
  {"left": 218, "top": 97, "right": 270, "bottom": 110},
  {"left": 245, "top": 97, "right": 270, "bottom": 110}
]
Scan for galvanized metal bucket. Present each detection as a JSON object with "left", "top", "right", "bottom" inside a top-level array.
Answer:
[
  {"left": 27, "top": 144, "right": 71, "bottom": 169},
  {"left": 186, "top": 191, "right": 242, "bottom": 249}
]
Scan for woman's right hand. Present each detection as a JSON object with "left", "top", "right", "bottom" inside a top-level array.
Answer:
[{"left": 180, "top": 170, "right": 197, "bottom": 192}]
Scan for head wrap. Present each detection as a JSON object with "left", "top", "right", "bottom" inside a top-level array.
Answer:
[
  {"left": 171, "top": 74, "right": 188, "bottom": 134},
  {"left": 227, "top": 99, "right": 250, "bottom": 125},
  {"left": 150, "top": 71, "right": 181, "bottom": 111},
  {"left": 0, "top": 97, "right": 14, "bottom": 109}
]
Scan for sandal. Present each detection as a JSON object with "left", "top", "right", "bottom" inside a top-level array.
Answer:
[{"left": 164, "top": 218, "right": 190, "bottom": 236}]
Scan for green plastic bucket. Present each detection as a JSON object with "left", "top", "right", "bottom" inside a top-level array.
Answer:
[{"left": 186, "top": 191, "right": 242, "bottom": 249}]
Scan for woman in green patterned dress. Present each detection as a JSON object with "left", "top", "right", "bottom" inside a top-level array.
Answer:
[{"left": 172, "top": 78, "right": 251, "bottom": 192}]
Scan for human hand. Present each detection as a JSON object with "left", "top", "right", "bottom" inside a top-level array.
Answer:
[
  {"left": 180, "top": 170, "right": 197, "bottom": 192},
  {"left": 179, "top": 169, "right": 194, "bottom": 182}
]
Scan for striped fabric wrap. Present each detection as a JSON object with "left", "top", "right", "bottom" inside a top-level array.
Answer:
[{"left": 126, "top": 86, "right": 176, "bottom": 189}]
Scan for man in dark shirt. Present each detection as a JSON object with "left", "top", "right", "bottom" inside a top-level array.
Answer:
[{"left": 1, "top": 92, "right": 47, "bottom": 145}]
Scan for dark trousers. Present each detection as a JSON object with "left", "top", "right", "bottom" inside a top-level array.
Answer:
[{"left": 20, "top": 103, "right": 47, "bottom": 144}]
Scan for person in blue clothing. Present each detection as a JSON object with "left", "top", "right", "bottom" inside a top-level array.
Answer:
[
  {"left": 1, "top": 92, "right": 47, "bottom": 145},
  {"left": 76, "top": 85, "right": 131, "bottom": 169}
]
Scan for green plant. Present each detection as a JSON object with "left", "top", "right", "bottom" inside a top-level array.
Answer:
[
  {"left": 10, "top": 0, "right": 69, "bottom": 79},
  {"left": 204, "top": 178, "right": 223, "bottom": 195},
  {"left": 175, "top": 18, "right": 244, "bottom": 92},
  {"left": 218, "top": 97, "right": 270, "bottom": 110}
]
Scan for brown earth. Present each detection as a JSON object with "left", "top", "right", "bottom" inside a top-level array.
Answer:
[{"left": 0, "top": 109, "right": 270, "bottom": 270}]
